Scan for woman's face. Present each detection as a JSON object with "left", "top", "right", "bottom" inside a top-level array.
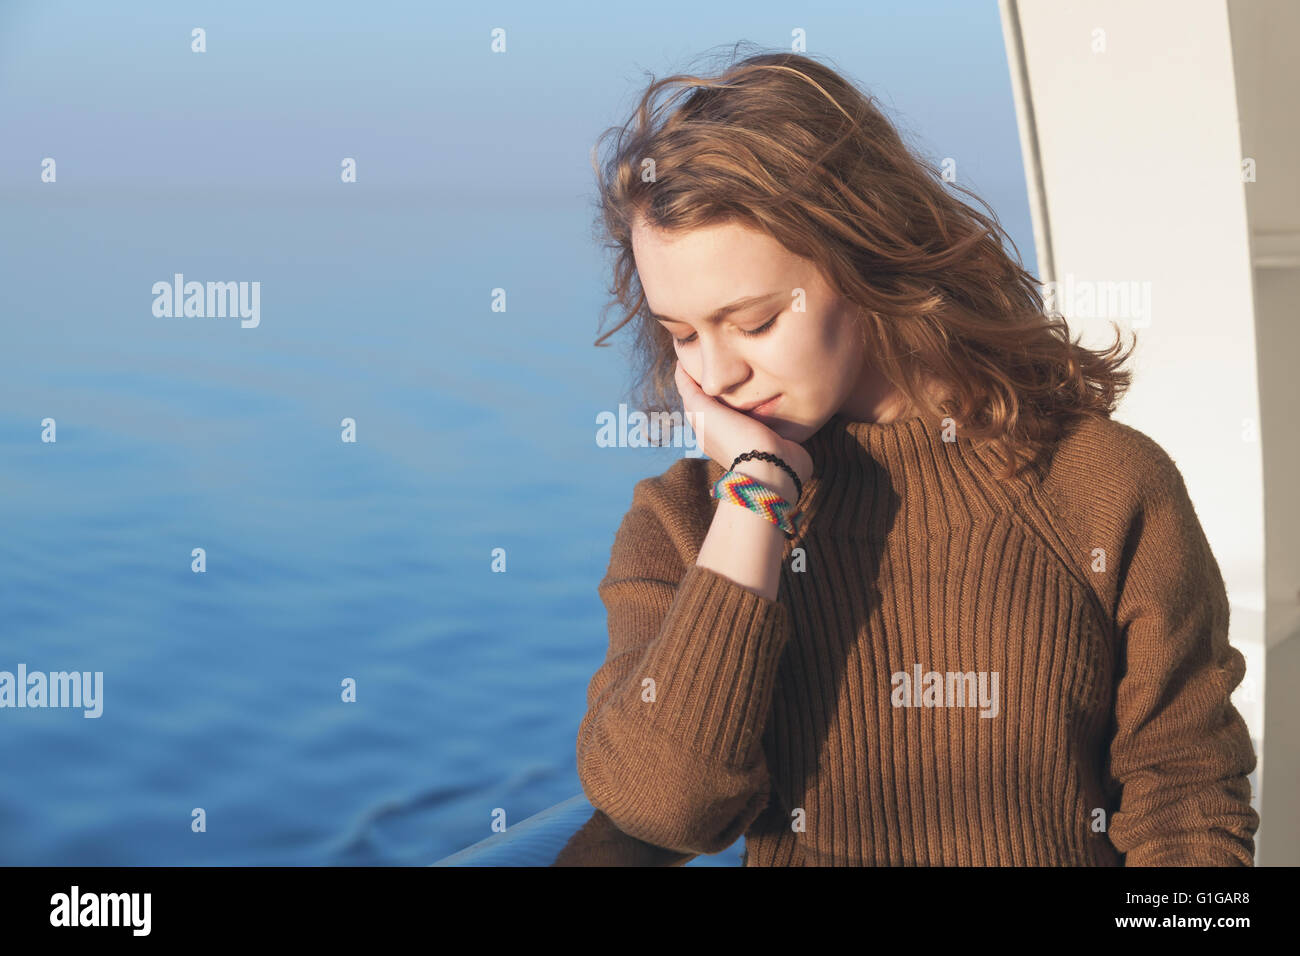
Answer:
[{"left": 630, "top": 214, "right": 898, "bottom": 442}]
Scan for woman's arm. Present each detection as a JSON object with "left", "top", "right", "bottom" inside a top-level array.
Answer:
[
  {"left": 576, "top": 458, "right": 793, "bottom": 857},
  {"left": 696, "top": 455, "right": 798, "bottom": 602},
  {"left": 1105, "top": 468, "right": 1260, "bottom": 866}
]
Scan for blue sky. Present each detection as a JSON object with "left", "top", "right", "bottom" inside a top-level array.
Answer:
[{"left": 0, "top": 0, "right": 1033, "bottom": 265}]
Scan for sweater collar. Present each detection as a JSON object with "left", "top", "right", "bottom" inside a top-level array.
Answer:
[
  {"left": 805, "top": 410, "right": 935, "bottom": 467},
  {"left": 790, "top": 410, "right": 1028, "bottom": 541}
]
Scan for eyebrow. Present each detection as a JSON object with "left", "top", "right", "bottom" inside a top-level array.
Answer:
[{"left": 647, "top": 291, "right": 783, "bottom": 327}]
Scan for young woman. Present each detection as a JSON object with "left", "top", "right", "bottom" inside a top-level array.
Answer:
[{"left": 576, "top": 50, "right": 1259, "bottom": 866}]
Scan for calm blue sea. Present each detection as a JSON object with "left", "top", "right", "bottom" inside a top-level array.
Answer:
[{"left": 0, "top": 190, "right": 740, "bottom": 866}]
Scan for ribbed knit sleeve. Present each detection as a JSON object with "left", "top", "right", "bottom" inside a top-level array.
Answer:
[
  {"left": 1103, "top": 461, "right": 1259, "bottom": 866},
  {"left": 576, "top": 462, "right": 792, "bottom": 856}
]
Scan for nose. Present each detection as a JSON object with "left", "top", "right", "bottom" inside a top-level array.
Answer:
[{"left": 695, "top": 335, "right": 751, "bottom": 399}]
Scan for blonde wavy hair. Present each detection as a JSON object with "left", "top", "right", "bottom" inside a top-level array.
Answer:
[{"left": 589, "top": 45, "right": 1134, "bottom": 480}]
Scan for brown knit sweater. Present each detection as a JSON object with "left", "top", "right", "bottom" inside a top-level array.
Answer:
[{"left": 576, "top": 411, "right": 1260, "bottom": 865}]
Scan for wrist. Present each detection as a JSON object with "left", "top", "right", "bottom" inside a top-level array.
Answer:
[{"left": 730, "top": 459, "right": 799, "bottom": 503}]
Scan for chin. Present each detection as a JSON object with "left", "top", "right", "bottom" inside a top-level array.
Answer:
[{"left": 756, "top": 415, "right": 803, "bottom": 442}]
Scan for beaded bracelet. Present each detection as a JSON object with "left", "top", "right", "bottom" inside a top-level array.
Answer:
[
  {"left": 729, "top": 450, "right": 802, "bottom": 501},
  {"left": 711, "top": 469, "right": 804, "bottom": 538}
]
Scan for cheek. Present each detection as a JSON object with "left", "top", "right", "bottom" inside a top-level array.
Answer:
[
  {"left": 793, "top": 322, "right": 860, "bottom": 398},
  {"left": 819, "top": 314, "right": 852, "bottom": 352},
  {"left": 822, "top": 318, "right": 864, "bottom": 370},
  {"left": 773, "top": 328, "right": 832, "bottom": 376}
]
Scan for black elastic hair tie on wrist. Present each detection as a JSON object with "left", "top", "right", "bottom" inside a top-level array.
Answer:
[{"left": 729, "top": 450, "right": 802, "bottom": 501}]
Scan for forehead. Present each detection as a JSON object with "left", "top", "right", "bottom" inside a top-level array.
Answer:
[{"left": 631, "top": 217, "right": 796, "bottom": 318}]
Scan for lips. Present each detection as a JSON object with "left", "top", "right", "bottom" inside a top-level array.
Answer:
[{"left": 735, "top": 395, "right": 781, "bottom": 414}]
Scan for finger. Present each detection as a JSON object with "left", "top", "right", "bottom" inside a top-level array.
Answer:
[
  {"left": 677, "top": 361, "right": 701, "bottom": 393},
  {"left": 675, "top": 362, "right": 696, "bottom": 399}
]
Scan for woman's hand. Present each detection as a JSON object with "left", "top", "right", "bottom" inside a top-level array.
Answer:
[{"left": 674, "top": 359, "right": 813, "bottom": 492}]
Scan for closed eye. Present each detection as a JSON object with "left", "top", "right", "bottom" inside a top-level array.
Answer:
[{"left": 672, "top": 313, "right": 780, "bottom": 347}]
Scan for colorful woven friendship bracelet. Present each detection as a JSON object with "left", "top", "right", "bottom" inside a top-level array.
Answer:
[{"left": 711, "top": 469, "right": 804, "bottom": 538}]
